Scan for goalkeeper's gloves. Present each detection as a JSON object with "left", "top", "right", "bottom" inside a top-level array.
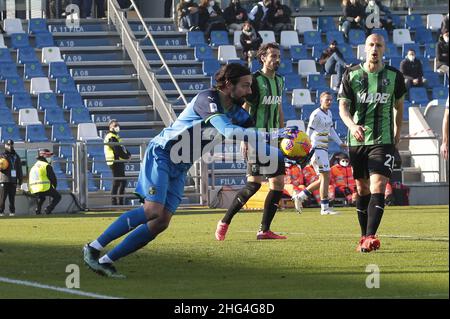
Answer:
[
  {"left": 284, "top": 147, "right": 315, "bottom": 168},
  {"left": 267, "top": 126, "right": 299, "bottom": 141}
]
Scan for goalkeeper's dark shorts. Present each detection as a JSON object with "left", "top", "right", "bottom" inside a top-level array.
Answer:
[{"left": 246, "top": 144, "right": 286, "bottom": 178}]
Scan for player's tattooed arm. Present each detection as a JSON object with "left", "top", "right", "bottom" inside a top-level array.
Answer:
[{"left": 339, "top": 99, "right": 365, "bottom": 142}]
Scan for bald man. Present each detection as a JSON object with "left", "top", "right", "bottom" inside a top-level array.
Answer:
[{"left": 338, "top": 34, "right": 406, "bottom": 252}]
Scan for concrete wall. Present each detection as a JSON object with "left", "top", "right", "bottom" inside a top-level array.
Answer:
[
  {"left": 3, "top": 193, "right": 80, "bottom": 216},
  {"left": 407, "top": 182, "right": 449, "bottom": 205}
]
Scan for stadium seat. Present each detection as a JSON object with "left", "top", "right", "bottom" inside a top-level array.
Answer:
[
  {"left": 52, "top": 123, "right": 74, "bottom": 142},
  {"left": 312, "top": 43, "right": 327, "bottom": 61},
  {"left": 405, "top": 14, "right": 425, "bottom": 30},
  {"left": 37, "top": 92, "right": 58, "bottom": 110},
  {"left": 298, "top": 60, "right": 319, "bottom": 77},
  {"left": 330, "top": 74, "right": 339, "bottom": 91},
  {"left": 278, "top": 59, "right": 293, "bottom": 75},
  {"left": 56, "top": 76, "right": 78, "bottom": 94},
  {"left": 0, "top": 34, "right": 5, "bottom": 48},
  {"left": 87, "top": 172, "right": 99, "bottom": 192},
  {"left": 5, "top": 77, "right": 26, "bottom": 95},
  {"left": 0, "top": 62, "right": 20, "bottom": 80},
  {"left": 300, "top": 104, "right": 316, "bottom": 121},
  {"left": 289, "top": 45, "right": 308, "bottom": 61},
  {"left": 294, "top": 17, "right": 316, "bottom": 34},
  {"left": 24, "top": 62, "right": 45, "bottom": 79},
  {"left": 348, "top": 29, "right": 366, "bottom": 45},
  {"left": 231, "top": 30, "right": 242, "bottom": 49},
  {"left": 86, "top": 140, "right": 105, "bottom": 158},
  {"left": 41, "top": 47, "right": 63, "bottom": 64},
  {"left": 250, "top": 59, "right": 262, "bottom": 73},
  {"left": 408, "top": 87, "right": 429, "bottom": 106},
  {"left": 70, "top": 107, "right": 92, "bottom": 124},
  {"left": 427, "top": 14, "right": 444, "bottom": 31},
  {"left": 393, "top": 29, "right": 414, "bottom": 46},
  {"left": 389, "top": 57, "right": 402, "bottom": 69},
  {"left": 63, "top": 92, "right": 84, "bottom": 109},
  {"left": 415, "top": 27, "right": 434, "bottom": 44},
  {"left": 0, "top": 48, "right": 13, "bottom": 63},
  {"left": 0, "top": 92, "right": 6, "bottom": 108},
  {"left": 424, "top": 43, "right": 436, "bottom": 59},
  {"left": 283, "top": 73, "right": 303, "bottom": 91},
  {"left": 28, "top": 18, "right": 48, "bottom": 34},
  {"left": 4, "top": 18, "right": 25, "bottom": 34},
  {"left": 258, "top": 31, "right": 276, "bottom": 44},
  {"left": 307, "top": 74, "right": 328, "bottom": 91},
  {"left": 35, "top": 32, "right": 55, "bottom": 49},
  {"left": 25, "top": 123, "right": 48, "bottom": 143},
  {"left": 292, "top": 89, "right": 314, "bottom": 106},
  {"left": 371, "top": 28, "right": 389, "bottom": 42},
  {"left": 419, "top": 57, "right": 432, "bottom": 72},
  {"left": 30, "top": 77, "right": 52, "bottom": 95},
  {"left": 424, "top": 71, "right": 442, "bottom": 88},
  {"left": 91, "top": 158, "right": 110, "bottom": 174},
  {"left": 0, "top": 109, "right": 15, "bottom": 125},
  {"left": 202, "top": 59, "right": 221, "bottom": 76},
  {"left": 0, "top": 124, "right": 22, "bottom": 142},
  {"left": 334, "top": 119, "right": 348, "bottom": 138},
  {"left": 11, "top": 93, "right": 33, "bottom": 111},
  {"left": 186, "top": 31, "right": 206, "bottom": 47},
  {"left": 432, "top": 86, "right": 449, "bottom": 100},
  {"left": 55, "top": 172, "right": 70, "bottom": 191},
  {"left": 194, "top": 44, "right": 213, "bottom": 61},
  {"left": 402, "top": 43, "right": 421, "bottom": 58},
  {"left": 77, "top": 123, "right": 99, "bottom": 140},
  {"left": 282, "top": 103, "right": 298, "bottom": 122},
  {"left": 18, "top": 108, "right": 41, "bottom": 125},
  {"left": 280, "top": 31, "right": 300, "bottom": 48},
  {"left": 338, "top": 43, "right": 355, "bottom": 61},
  {"left": 100, "top": 171, "right": 113, "bottom": 191},
  {"left": 318, "top": 16, "right": 337, "bottom": 32},
  {"left": 210, "top": 31, "right": 229, "bottom": 47},
  {"left": 217, "top": 45, "right": 238, "bottom": 62},
  {"left": 384, "top": 43, "right": 401, "bottom": 59},
  {"left": 44, "top": 108, "right": 66, "bottom": 125},
  {"left": 357, "top": 44, "right": 366, "bottom": 60},
  {"left": 10, "top": 33, "right": 30, "bottom": 49},
  {"left": 17, "top": 47, "right": 38, "bottom": 64},
  {"left": 326, "top": 31, "right": 345, "bottom": 45},
  {"left": 390, "top": 14, "right": 402, "bottom": 29},
  {"left": 49, "top": 61, "right": 70, "bottom": 78},
  {"left": 303, "top": 31, "right": 322, "bottom": 47}
]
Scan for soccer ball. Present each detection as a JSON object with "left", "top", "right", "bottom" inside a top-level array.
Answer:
[
  {"left": 280, "top": 131, "right": 312, "bottom": 159},
  {"left": 0, "top": 157, "right": 9, "bottom": 170}
]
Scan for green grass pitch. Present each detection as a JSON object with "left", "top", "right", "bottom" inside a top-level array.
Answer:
[{"left": 0, "top": 205, "right": 448, "bottom": 299}]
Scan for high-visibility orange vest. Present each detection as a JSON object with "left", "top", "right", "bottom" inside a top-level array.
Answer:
[
  {"left": 330, "top": 164, "right": 355, "bottom": 189},
  {"left": 302, "top": 165, "right": 319, "bottom": 185},
  {"left": 285, "top": 164, "right": 304, "bottom": 188}
]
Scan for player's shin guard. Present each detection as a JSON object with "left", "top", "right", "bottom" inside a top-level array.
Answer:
[
  {"left": 366, "top": 193, "right": 385, "bottom": 236},
  {"left": 222, "top": 182, "right": 261, "bottom": 224},
  {"left": 96, "top": 206, "right": 148, "bottom": 248},
  {"left": 106, "top": 224, "right": 155, "bottom": 262},
  {"left": 260, "top": 190, "right": 283, "bottom": 232},
  {"left": 356, "top": 194, "right": 371, "bottom": 236}
]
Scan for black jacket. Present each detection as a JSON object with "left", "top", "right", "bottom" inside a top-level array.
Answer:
[
  {"left": 35, "top": 157, "right": 57, "bottom": 189},
  {"left": 106, "top": 131, "right": 131, "bottom": 161},
  {"left": 400, "top": 58, "right": 424, "bottom": 80},
  {"left": 0, "top": 150, "right": 23, "bottom": 184},
  {"left": 177, "top": 1, "right": 199, "bottom": 26},
  {"left": 198, "top": 4, "right": 225, "bottom": 31},
  {"left": 240, "top": 28, "right": 263, "bottom": 52},
  {"left": 319, "top": 46, "right": 345, "bottom": 65},
  {"left": 436, "top": 36, "right": 449, "bottom": 68},
  {"left": 267, "top": 2, "right": 292, "bottom": 25},
  {"left": 223, "top": 3, "right": 247, "bottom": 25},
  {"left": 343, "top": 3, "right": 365, "bottom": 19}
]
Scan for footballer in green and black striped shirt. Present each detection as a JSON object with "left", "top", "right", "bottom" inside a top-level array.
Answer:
[{"left": 338, "top": 34, "right": 407, "bottom": 253}]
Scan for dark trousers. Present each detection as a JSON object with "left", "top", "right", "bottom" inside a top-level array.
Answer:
[
  {"left": 36, "top": 188, "right": 62, "bottom": 214},
  {"left": 0, "top": 183, "right": 17, "bottom": 214},
  {"left": 110, "top": 162, "right": 127, "bottom": 205}
]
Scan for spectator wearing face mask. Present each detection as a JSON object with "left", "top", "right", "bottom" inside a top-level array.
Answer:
[
  {"left": 104, "top": 120, "right": 131, "bottom": 206},
  {"left": 223, "top": 0, "right": 248, "bottom": 34},
  {"left": 248, "top": 0, "right": 274, "bottom": 31},
  {"left": 400, "top": 49, "right": 426, "bottom": 88},
  {"left": 330, "top": 155, "right": 357, "bottom": 205},
  {"left": 436, "top": 30, "right": 449, "bottom": 76},
  {"left": 240, "top": 21, "right": 263, "bottom": 65},
  {"left": 177, "top": 0, "right": 200, "bottom": 32}
]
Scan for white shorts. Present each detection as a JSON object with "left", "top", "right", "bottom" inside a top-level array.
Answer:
[{"left": 311, "top": 148, "right": 330, "bottom": 173}]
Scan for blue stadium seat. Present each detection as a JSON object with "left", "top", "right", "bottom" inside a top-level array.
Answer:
[
  {"left": 28, "top": 18, "right": 48, "bottom": 34},
  {"left": 86, "top": 141, "right": 105, "bottom": 158},
  {"left": 58, "top": 144, "right": 73, "bottom": 159},
  {"left": 326, "top": 31, "right": 345, "bottom": 45},
  {"left": 63, "top": 92, "right": 84, "bottom": 109},
  {"left": 100, "top": 171, "right": 113, "bottom": 191},
  {"left": 11, "top": 93, "right": 33, "bottom": 111},
  {"left": 402, "top": 43, "right": 420, "bottom": 57},
  {"left": 415, "top": 27, "right": 434, "bottom": 44},
  {"left": 0, "top": 124, "right": 23, "bottom": 143},
  {"left": 194, "top": 44, "right": 214, "bottom": 61},
  {"left": 10, "top": 33, "right": 30, "bottom": 49},
  {"left": 432, "top": 86, "right": 449, "bottom": 100},
  {"left": 210, "top": 31, "right": 230, "bottom": 47},
  {"left": 371, "top": 28, "right": 389, "bottom": 42},
  {"left": 250, "top": 59, "right": 262, "bottom": 72},
  {"left": 0, "top": 48, "right": 13, "bottom": 63},
  {"left": 419, "top": 57, "right": 432, "bottom": 72},
  {"left": 424, "top": 71, "right": 442, "bottom": 88},
  {"left": 49, "top": 61, "right": 70, "bottom": 79},
  {"left": 56, "top": 76, "right": 78, "bottom": 94},
  {"left": 5, "top": 77, "right": 26, "bottom": 95},
  {"left": 91, "top": 158, "right": 110, "bottom": 174},
  {"left": 187, "top": 31, "right": 206, "bottom": 47},
  {"left": 334, "top": 119, "right": 348, "bottom": 138},
  {"left": 0, "top": 92, "right": 6, "bottom": 108},
  {"left": 307, "top": 74, "right": 328, "bottom": 91},
  {"left": 70, "top": 107, "right": 92, "bottom": 124},
  {"left": 51, "top": 123, "right": 74, "bottom": 142},
  {"left": 38, "top": 92, "right": 59, "bottom": 110},
  {"left": 384, "top": 43, "right": 401, "bottom": 59},
  {"left": 408, "top": 87, "right": 429, "bottom": 106},
  {"left": 283, "top": 74, "right": 303, "bottom": 91},
  {"left": 0, "top": 62, "right": 20, "bottom": 80},
  {"left": 303, "top": 31, "right": 322, "bottom": 47},
  {"left": 35, "top": 32, "right": 54, "bottom": 48},
  {"left": 348, "top": 29, "right": 366, "bottom": 45},
  {"left": 0, "top": 109, "right": 15, "bottom": 125},
  {"left": 17, "top": 47, "right": 39, "bottom": 64},
  {"left": 389, "top": 57, "right": 402, "bottom": 69},
  {"left": 318, "top": 16, "right": 337, "bottom": 32},
  {"left": 278, "top": 59, "right": 293, "bottom": 75},
  {"left": 338, "top": 43, "right": 355, "bottom": 61},
  {"left": 300, "top": 104, "right": 316, "bottom": 121},
  {"left": 405, "top": 14, "right": 425, "bottom": 30},
  {"left": 289, "top": 45, "right": 309, "bottom": 61},
  {"left": 312, "top": 43, "right": 327, "bottom": 61},
  {"left": 424, "top": 43, "right": 436, "bottom": 59},
  {"left": 55, "top": 172, "right": 70, "bottom": 191},
  {"left": 87, "top": 172, "right": 99, "bottom": 192},
  {"left": 390, "top": 14, "right": 402, "bottom": 29},
  {"left": 24, "top": 62, "right": 45, "bottom": 79},
  {"left": 44, "top": 108, "right": 66, "bottom": 125},
  {"left": 202, "top": 59, "right": 221, "bottom": 76},
  {"left": 25, "top": 124, "right": 49, "bottom": 142},
  {"left": 282, "top": 103, "right": 297, "bottom": 122}
]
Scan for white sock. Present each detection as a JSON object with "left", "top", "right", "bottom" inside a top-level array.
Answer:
[
  {"left": 98, "top": 254, "right": 113, "bottom": 264},
  {"left": 321, "top": 203, "right": 329, "bottom": 211},
  {"left": 89, "top": 240, "right": 104, "bottom": 251}
]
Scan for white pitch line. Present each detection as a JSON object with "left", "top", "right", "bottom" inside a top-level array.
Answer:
[{"left": 0, "top": 276, "right": 123, "bottom": 299}]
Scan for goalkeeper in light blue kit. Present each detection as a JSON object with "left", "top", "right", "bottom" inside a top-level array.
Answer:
[{"left": 82, "top": 63, "right": 297, "bottom": 278}]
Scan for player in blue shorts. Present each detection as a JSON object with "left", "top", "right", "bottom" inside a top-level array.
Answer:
[{"left": 82, "top": 63, "right": 297, "bottom": 278}]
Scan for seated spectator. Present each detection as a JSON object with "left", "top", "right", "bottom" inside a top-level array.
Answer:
[
  {"left": 341, "top": 0, "right": 366, "bottom": 40},
  {"left": 364, "top": 0, "right": 394, "bottom": 33},
  {"left": 223, "top": 0, "right": 248, "bottom": 34},
  {"left": 240, "top": 21, "right": 263, "bottom": 65},
  {"left": 248, "top": 0, "right": 274, "bottom": 31},
  {"left": 284, "top": 162, "right": 306, "bottom": 197},
  {"left": 400, "top": 49, "right": 426, "bottom": 88},
  {"left": 319, "top": 40, "right": 350, "bottom": 89},
  {"left": 330, "top": 154, "right": 357, "bottom": 205},
  {"left": 268, "top": 1, "right": 293, "bottom": 41},
  {"left": 177, "top": 0, "right": 200, "bottom": 32},
  {"left": 436, "top": 30, "right": 449, "bottom": 76},
  {"left": 198, "top": 0, "right": 228, "bottom": 41},
  {"left": 442, "top": 13, "right": 449, "bottom": 36}
]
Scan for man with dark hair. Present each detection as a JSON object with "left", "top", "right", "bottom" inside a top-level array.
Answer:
[
  {"left": 0, "top": 140, "right": 23, "bottom": 217},
  {"left": 400, "top": 49, "right": 426, "bottom": 88},
  {"left": 319, "top": 40, "right": 351, "bottom": 90},
  {"left": 223, "top": 0, "right": 247, "bottom": 34},
  {"left": 268, "top": 0, "right": 292, "bottom": 40}
]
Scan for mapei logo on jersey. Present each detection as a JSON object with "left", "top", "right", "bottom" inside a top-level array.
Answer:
[
  {"left": 357, "top": 92, "right": 391, "bottom": 104},
  {"left": 261, "top": 96, "right": 282, "bottom": 105}
]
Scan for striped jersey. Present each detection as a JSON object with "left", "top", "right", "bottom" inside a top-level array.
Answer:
[
  {"left": 337, "top": 63, "right": 406, "bottom": 146},
  {"left": 306, "top": 107, "right": 342, "bottom": 151}
]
